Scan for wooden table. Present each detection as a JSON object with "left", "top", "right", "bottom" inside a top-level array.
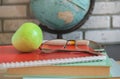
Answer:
[{"left": 0, "top": 61, "right": 120, "bottom": 79}]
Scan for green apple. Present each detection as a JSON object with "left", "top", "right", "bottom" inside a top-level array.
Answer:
[{"left": 12, "top": 22, "right": 43, "bottom": 52}]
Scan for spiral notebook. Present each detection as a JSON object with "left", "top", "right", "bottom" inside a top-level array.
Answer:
[{"left": 0, "top": 45, "right": 106, "bottom": 68}]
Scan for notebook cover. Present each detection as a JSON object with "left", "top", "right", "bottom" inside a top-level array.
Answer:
[{"left": 0, "top": 45, "right": 106, "bottom": 68}]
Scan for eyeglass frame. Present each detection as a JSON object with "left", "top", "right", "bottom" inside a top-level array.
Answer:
[{"left": 39, "top": 39, "right": 104, "bottom": 55}]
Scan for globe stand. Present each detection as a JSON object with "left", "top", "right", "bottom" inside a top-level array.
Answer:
[
  {"left": 39, "top": 24, "right": 64, "bottom": 39},
  {"left": 38, "top": 0, "right": 95, "bottom": 39},
  {"left": 57, "top": 33, "right": 63, "bottom": 39}
]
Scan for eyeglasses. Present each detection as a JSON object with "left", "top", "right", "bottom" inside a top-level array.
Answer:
[{"left": 39, "top": 39, "right": 104, "bottom": 55}]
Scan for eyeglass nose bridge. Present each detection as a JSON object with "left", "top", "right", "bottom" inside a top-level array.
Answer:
[{"left": 63, "top": 40, "right": 77, "bottom": 49}]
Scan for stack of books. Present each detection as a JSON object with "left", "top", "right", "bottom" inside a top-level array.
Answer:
[{"left": 0, "top": 45, "right": 111, "bottom": 78}]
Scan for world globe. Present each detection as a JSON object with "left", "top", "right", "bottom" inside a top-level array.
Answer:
[{"left": 30, "top": 0, "right": 95, "bottom": 35}]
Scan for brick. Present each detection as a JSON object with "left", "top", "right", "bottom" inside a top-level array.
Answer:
[
  {"left": 0, "top": 20, "right": 2, "bottom": 32},
  {"left": 63, "top": 31, "right": 83, "bottom": 40},
  {"left": 112, "top": 15, "right": 120, "bottom": 28},
  {"left": 0, "top": 33, "right": 13, "bottom": 45},
  {"left": 43, "top": 31, "right": 57, "bottom": 40},
  {"left": 81, "top": 16, "right": 110, "bottom": 29},
  {"left": 3, "top": 19, "right": 40, "bottom": 32},
  {"left": 93, "top": 1, "right": 120, "bottom": 14},
  {"left": 85, "top": 30, "right": 120, "bottom": 44},
  {"left": 0, "top": 5, "right": 27, "bottom": 18},
  {"left": 43, "top": 31, "right": 83, "bottom": 40},
  {"left": 3, "top": 0, "right": 30, "bottom": 4}
]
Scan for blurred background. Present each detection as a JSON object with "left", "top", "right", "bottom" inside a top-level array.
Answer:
[{"left": 0, "top": 0, "right": 120, "bottom": 60}]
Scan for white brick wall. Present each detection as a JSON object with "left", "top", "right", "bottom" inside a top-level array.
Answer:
[
  {"left": 43, "top": 32, "right": 57, "bottom": 40},
  {"left": 81, "top": 16, "right": 110, "bottom": 29},
  {"left": 113, "top": 15, "right": 120, "bottom": 28},
  {"left": 43, "top": 31, "right": 83, "bottom": 40},
  {"left": 85, "top": 30, "right": 120, "bottom": 44},
  {"left": 93, "top": 1, "right": 120, "bottom": 14},
  {"left": 63, "top": 31, "right": 83, "bottom": 40}
]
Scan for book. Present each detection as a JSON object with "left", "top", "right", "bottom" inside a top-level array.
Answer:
[
  {"left": 0, "top": 45, "right": 106, "bottom": 68},
  {"left": 5, "top": 53, "right": 111, "bottom": 78},
  {"left": 22, "top": 59, "right": 120, "bottom": 79}
]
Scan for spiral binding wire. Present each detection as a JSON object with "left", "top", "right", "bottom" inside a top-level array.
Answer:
[{"left": 0, "top": 55, "right": 106, "bottom": 69}]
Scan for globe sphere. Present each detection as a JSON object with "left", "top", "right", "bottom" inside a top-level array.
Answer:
[{"left": 30, "top": 0, "right": 91, "bottom": 31}]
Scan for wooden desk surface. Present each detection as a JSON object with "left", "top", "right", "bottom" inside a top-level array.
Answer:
[{"left": 0, "top": 61, "right": 120, "bottom": 79}]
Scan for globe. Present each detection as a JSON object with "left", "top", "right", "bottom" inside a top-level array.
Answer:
[{"left": 30, "top": 0, "right": 94, "bottom": 33}]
